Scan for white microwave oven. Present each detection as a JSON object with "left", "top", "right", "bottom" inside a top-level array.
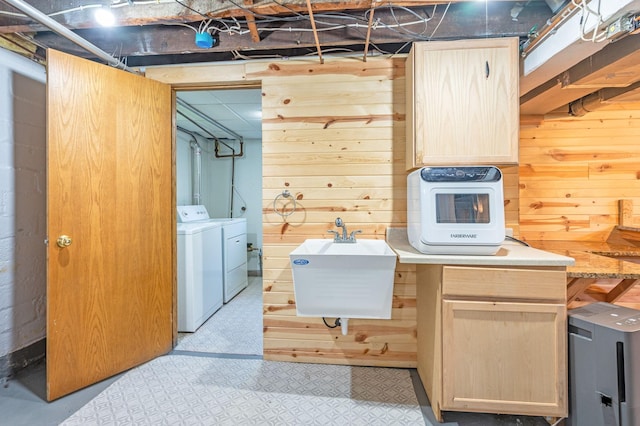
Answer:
[{"left": 407, "top": 166, "right": 505, "bottom": 255}]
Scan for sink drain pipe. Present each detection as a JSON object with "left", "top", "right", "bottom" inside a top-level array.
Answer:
[
  {"left": 3, "top": 0, "right": 137, "bottom": 73},
  {"left": 340, "top": 318, "right": 349, "bottom": 335}
]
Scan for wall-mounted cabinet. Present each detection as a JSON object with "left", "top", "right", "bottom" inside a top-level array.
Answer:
[
  {"left": 417, "top": 264, "right": 567, "bottom": 421},
  {"left": 406, "top": 38, "right": 519, "bottom": 169}
]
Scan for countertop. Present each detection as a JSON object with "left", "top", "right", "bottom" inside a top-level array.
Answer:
[
  {"left": 527, "top": 240, "right": 640, "bottom": 279},
  {"left": 386, "top": 228, "right": 575, "bottom": 267}
]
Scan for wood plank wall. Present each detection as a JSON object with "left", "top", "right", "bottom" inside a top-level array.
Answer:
[
  {"left": 147, "top": 55, "right": 519, "bottom": 368},
  {"left": 256, "top": 58, "right": 417, "bottom": 367},
  {"left": 519, "top": 109, "right": 640, "bottom": 241}
]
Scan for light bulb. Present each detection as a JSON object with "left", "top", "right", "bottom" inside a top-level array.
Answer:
[{"left": 94, "top": 8, "right": 116, "bottom": 27}]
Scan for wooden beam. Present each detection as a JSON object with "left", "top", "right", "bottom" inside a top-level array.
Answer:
[
  {"left": 0, "top": 0, "right": 550, "bottom": 33},
  {"left": 566, "top": 277, "right": 598, "bottom": 303},
  {"left": 243, "top": 0, "right": 260, "bottom": 43},
  {"left": 607, "top": 226, "right": 640, "bottom": 247},
  {"left": 362, "top": 1, "right": 376, "bottom": 62},
  {"left": 606, "top": 279, "right": 640, "bottom": 303},
  {"left": 306, "top": 0, "right": 324, "bottom": 64},
  {"left": 0, "top": 33, "right": 34, "bottom": 55},
  {"left": 619, "top": 200, "right": 634, "bottom": 227},
  {"left": 31, "top": 3, "right": 547, "bottom": 61},
  {"left": 520, "top": 34, "right": 640, "bottom": 115}
]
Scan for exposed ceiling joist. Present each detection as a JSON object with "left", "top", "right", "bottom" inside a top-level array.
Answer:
[
  {"left": 306, "top": 0, "right": 324, "bottom": 63},
  {"left": 0, "top": 0, "right": 520, "bottom": 33},
  {"left": 520, "top": 0, "right": 640, "bottom": 96},
  {"left": 243, "top": 0, "right": 261, "bottom": 43},
  {"left": 4, "top": 0, "right": 640, "bottom": 116},
  {"left": 26, "top": 3, "right": 550, "bottom": 62},
  {"left": 520, "top": 33, "right": 640, "bottom": 115},
  {"left": 362, "top": 1, "right": 376, "bottom": 61}
]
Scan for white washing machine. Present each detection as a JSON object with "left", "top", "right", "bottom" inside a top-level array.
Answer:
[
  {"left": 177, "top": 209, "right": 224, "bottom": 332},
  {"left": 177, "top": 206, "right": 248, "bottom": 304}
]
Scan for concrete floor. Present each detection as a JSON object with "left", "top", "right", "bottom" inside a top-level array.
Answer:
[{"left": 0, "top": 360, "right": 119, "bottom": 426}]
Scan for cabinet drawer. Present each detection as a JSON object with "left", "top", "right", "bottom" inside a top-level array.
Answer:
[{"left": 442, "top": 266, "right": 565, "bottom": 301}]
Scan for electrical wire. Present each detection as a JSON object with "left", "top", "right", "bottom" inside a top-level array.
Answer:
[
  {"left": 0, "top": 0, "right": 175, "bottom": 20},
  {"left": 505, "top": 235, "right": 530, "bottom": 247},
  {"left": 177, "top": 1, "right": 435, "bottom": 39},
  {"left": 572, "top": 0, "right": 607, "bottom": 43},
  {"left": 428, "top": 2, "right": 451, "bottom": 40},
  {"left": 2, "top": 0, "right": 437, "bottom": 45},
  {"left": 380, "top": 5, "right": 431, "bottom": 39},
  {"left": 323, "top": 317, "right": 340, "bottom": 329},
  {"left": 1, "top": 0, "right": 464, "bottom": 59}
]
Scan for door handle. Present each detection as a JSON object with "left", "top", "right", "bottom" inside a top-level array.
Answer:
[{"left": 56, "top": 235, "right": 72, "bottom": 248}]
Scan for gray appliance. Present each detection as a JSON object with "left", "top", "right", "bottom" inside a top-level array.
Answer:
[{"left": 568, "top": 302, "right": 640, "bottom": 426}]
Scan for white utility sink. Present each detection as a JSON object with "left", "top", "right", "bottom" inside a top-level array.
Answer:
[{"left": 289, "top": 239, "right": 397, "bottom": 334}]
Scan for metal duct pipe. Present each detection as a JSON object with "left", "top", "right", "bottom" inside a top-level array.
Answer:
[
  {"left": 177, "top": 126, "right": 205, "bottom": 205},
  {"left": 569, "top": 79, "right": 640, "bottom": 116},
  {"left": 176, "top": 103, "right": 243, "bottom": 218},
  {"left": 190, "top": 141, "right": 202, "bottom": 205},
  {"left": 1, "top": 0, "right": 137, "bottom": 73},
  {"left": 177, "top": 98, "right": 244, "bottom": 142},
  {"left": 569, "top": 92, "right": 604, "bottom": 117}
]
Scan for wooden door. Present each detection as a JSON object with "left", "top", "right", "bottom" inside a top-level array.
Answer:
[
  {"left": 441, "top": 300, "right": 567, "bottom": 417},
  {"left": 46, "top": 49, "right": 174, "bottom": 401}
]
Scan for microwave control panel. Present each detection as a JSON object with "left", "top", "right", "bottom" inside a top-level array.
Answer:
[{"left": 419, "top": 166, "right": 502, "bottom": 183}]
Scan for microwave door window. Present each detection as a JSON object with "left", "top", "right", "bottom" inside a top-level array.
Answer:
[
  {"left": 475, "top": 194, "right": 490, "bottom": 223},
  {"left": 436, "top": 194, "right": 456, "bottom": 223},
  {"left": 454, "top": 194, "right": 475, "bottom": 223},
  {"left": 435, "top": 194, "right": 490, "bottom": 224}
]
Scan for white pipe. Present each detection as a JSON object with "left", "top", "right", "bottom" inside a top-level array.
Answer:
[
  {"left": 2, "top": 0, "right": 137, "bottom": 73},
  {"left": 341, "top": 318, "right": 349, "bottom": 336},
  {"left": 191, "top": 141, "right": 202, "bottom": 205}
]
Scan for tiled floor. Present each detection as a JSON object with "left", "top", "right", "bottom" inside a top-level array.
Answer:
[
  {"left": 175, "top": 276, "right": 263, "bottom": 355},
  {"left": 0, "top": 277, "right": 554, "bottom": 425}
]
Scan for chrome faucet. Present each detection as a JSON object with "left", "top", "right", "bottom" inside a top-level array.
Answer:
[
  {"left": 335, "top": 217, "right": 347, "bottom": 240},
  {"left": 328, "top": 217, "right": 361, "bottom": 243}
]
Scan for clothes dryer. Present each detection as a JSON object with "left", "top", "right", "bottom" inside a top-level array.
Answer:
[{"left": 209, "top": 217, "right": 248, "bottom": 302}]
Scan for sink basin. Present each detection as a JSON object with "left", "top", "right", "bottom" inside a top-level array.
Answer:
[{"left": 289, "top": 239, "right": 397, "bottom": 320}]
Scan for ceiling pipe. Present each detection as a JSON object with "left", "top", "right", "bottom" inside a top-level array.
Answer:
[
  {"left": 568, "top": 91, "right": 604, "bottom": 117},
  {"left": 569, "top": 80, "right": 640, "bottom": 116},
  {"left": 1, "top": 0, "right": 137, "bottom": 73},
  {"left": 176, "top": 109, "right": 244, "bottom": 158},
  {"left": 176, "top": 98, "right": 244, "bottom": 142}
]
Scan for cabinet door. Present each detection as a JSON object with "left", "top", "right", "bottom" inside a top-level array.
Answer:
[
  {"left": 407, "top": 38, "right": 519, "bottom": 168},
  {"left": 441, "top": 300, "right": 567, "bottom": 417}
]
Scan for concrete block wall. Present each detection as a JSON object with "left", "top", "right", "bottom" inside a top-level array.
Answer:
[{"left": 0, "top": 48, "right": 47, "bottom": 377}]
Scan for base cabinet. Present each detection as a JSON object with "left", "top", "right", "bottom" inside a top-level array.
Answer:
[{"left": 417, "top": 265, "right": 567, "bottom": 421}]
